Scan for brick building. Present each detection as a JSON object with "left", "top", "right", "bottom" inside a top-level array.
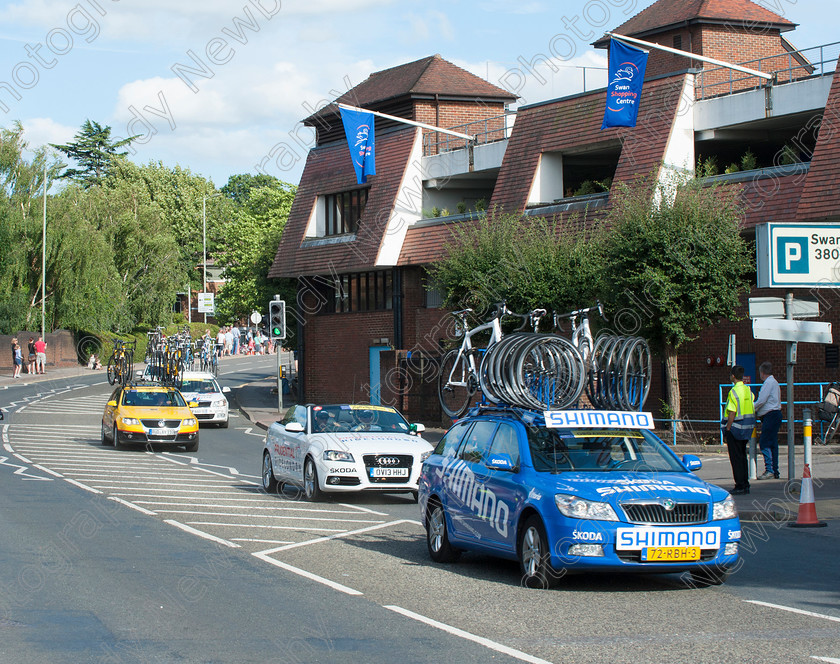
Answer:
[{"left": 270, "top": 0, "right": 840, "bottom": 431}]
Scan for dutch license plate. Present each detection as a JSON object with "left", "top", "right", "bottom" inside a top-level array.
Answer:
[
  {"left": 370, "top": 467, "right": 409, "bottom": 478},
  {"left": 150, "top": 428, "right": 177, "bottom": 436},
  {"left": 642, "top": 546, "right": 701, "bottom": 562}
]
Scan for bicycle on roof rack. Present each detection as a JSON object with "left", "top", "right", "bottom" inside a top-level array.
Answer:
[
  {"left": 437, "top": 303, "right": 587, "bottom": 418},
  {"left": 553, "top": 303, "right": 651, "bottom": 412},
  {"left": 107, "top": 339, "right": 136, "bottom": 387}
]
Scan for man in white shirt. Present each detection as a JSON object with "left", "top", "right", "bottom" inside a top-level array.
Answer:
[{"left": 754, "top": 361, "right": 782, "bottom": 480}]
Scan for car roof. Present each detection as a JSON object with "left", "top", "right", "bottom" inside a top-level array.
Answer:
[
  {"left": 123, "top": 384, "right": 177, "bottom": 393},
  {"left": 180, "top": 371, "right": 217, "bottom": 380}
]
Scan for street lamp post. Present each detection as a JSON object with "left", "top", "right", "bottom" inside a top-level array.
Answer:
[
  {"left": 202, "top": 192, "right": 222, "bottom": 323},
  {"left": 41, "top": 154, "right": 48, "bottom": 339}
]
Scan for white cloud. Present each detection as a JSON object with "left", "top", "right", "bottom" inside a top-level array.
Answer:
[{"left": 20, "top": 116, "right": 77, "bottom": 149}]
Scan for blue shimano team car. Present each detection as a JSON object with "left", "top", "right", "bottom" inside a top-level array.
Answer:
[{"left": 419, "top": 406, "right": 741, "bottom": 589}]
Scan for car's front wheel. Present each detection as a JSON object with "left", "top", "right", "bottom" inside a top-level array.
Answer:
[
  {"left": 218, "top": 418, "right": 229, "bottom": 429},
  {"left": 101, "top": 421, "right": 109, "bottom": 446},
  {"left": 112, "top": 424, "right": 123, "bottom": 450},
  {"left": 184, "top": 437, "right": 199, "bottom": 453},
  {"left": 262, "top": 452, "right": 277, "bottom": 493},
  {"left": 519, "top": 516, "right": 560, "bottom": 589},
  {"left": 303, "top": 457, "right": 322, "bottom": 501},
  {"left": 426, "top": 500, "right": 461, "bottom": 563}
]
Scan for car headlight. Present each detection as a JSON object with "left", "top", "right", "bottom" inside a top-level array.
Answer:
[
  {"left": 420, "top": 450, "right": 432, "bottom": 462},
  {"left": 212, "top": 399, "right": 227, "bottom": 408},
  {"left": 555, "top": 495, "right": 619, "bottom": 521},
  {"left": 323, "top": 450, "right": 354, "bottom": 462},
  {"left": 182, "top": 418, "right": 197, "bottom": 428},
  {"left": 713, "top": 495, "right": 738, "bottom": 520},
  {"left": 121, "top": 417, "right": 140, "bottom": 426}
]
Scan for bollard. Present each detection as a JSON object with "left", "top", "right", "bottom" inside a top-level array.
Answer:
[
  {"left": 748, "top": 427, "right": 758, "bottom": 480},
  {"left": 803, "top": 407, "right": 812, "bottom": 469}
]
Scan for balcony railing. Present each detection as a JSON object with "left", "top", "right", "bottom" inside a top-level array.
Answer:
[
  {"left": 422, "top": 112, "right": 516, "bottom": 157},
  {"left": 697, "top": 41, "right": 840, "bottom": 100}
]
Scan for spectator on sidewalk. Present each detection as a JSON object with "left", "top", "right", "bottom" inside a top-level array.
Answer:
[
  {"left": 216, "top": 327, "right": 225, "bottom": 358},
  {"left": 754, "top": 361, "right": 782, "bottom": 480},
  {"left": 224, "top": 327, "right": 233, "bottom": 356},
  {"left": 27, "top": 337, "right": 36, "bottom": 374},
  {"left": 12, "top": 340, "right": 22, "bottom": 378},
  {"left": 231, "top": 325, "right": 240, "bottom": 355},
  {"left": 34, "top": 335, "right": 47, "bottom": 374}
]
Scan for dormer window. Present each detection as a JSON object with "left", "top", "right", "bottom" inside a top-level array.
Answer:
[{"left": 324, "top": 188, "right": 368, "bottom": 236}]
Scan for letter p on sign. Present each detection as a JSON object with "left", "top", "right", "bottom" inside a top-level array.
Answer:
[{"left": 777, "top": 238, "right": 809, "bottom": 274}]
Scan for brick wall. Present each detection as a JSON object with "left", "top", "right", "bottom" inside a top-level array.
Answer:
[
  {"left": 415, "top": 99, "right": 507, "bottom": 154},
  {"left": 0, "top": 330, "right": 79, "bottom": 373}
]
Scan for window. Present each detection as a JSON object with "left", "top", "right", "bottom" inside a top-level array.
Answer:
[
  {"left": 312, "top": 271, "right": 393, "bottom": 314},
  {"left": 324, "top": 189, "right": 368, "bottom": 236},
  {"left": 673, "top": 35, "right": 682, "bottom": 50},
  {"left": 489, "top": 423, "right": 520, "bottom": 467},
  {"left": 827, "top": 345, "right": 839, "bottom": 369},
  {"left": 435, "top": 421, "right": 472, "bottom": 457},
  {"left": 458, "top": 421, "right": 498, "bottom": 464}
]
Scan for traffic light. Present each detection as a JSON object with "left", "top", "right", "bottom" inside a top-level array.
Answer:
[{"left": 269, "top": 300, "right": 286, "bottom": 341}]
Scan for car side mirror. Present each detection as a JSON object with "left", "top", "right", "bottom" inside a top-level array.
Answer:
[
  {"left": 189, "top": 401, "right": 199, "bottom": 409},
  {"left": 409, "top": 423, "right": 426, "bottom": 434},
  {"left": 485, "top": 453, "right": 516, "bottom": 472},
  {"left": 682, "top": 454, "right": 702, "bottom": 471},
  {"left": 136, "top": 370, "right": 143, "bottom": 377},
  {"left": 222, "top": 386, "right": 231, "bottom": 393},
  {"left": 285, "top": 422, "right": 305, "bottom": 433},
  {"left": 107, "top": 400, "right": 117, "bottom": 407}
]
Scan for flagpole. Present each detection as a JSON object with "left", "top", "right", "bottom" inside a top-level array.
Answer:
[
  {"left": 607, "top": 32, "right": 774, "bottom": 81},
  {"left": 336, "top": 102, "right": 475, "bottom": 141}
]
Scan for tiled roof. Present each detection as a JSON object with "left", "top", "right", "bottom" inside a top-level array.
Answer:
[
  {"left": 268, "top": 128, "right": 418, "bottom": 278},
  {"left": 489, "top": 74, "right": 688, "bottom": 215},
  {"left": 594, "top": 0, "right": 796, "bottom": 46},
  {"left": 304, "top": 54, "right": 516, "bottom": 126},
  {"left": 797, "top": 59, "right": 840, "bottom": 222}
]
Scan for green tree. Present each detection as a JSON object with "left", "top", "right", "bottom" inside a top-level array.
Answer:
[
  {"left": 51, "top": 120, "right": 136, "bottom": 188},
  {"left": 429, "top": 212, "right": 602, "bottom": 326},
  {"left": 598, "top": 173, "right": 752, "bottom": 423},
  {"left": 213, "top": 177, "right": 297, "bottom": 339},
  {"left": 221, "top": 173, "right": 284, "bottom": 205}
]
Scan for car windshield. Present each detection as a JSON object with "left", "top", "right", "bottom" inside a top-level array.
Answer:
[
  {"left": 311, "top": 405, "right": 410, "bottom": 434},
  {"left": 122, "top": 390, "right": 186, "bottom": 408},
  {"left": 180, "top": 379, "right": 220, "bottom": 394},
  {"left": 527, "top": 427, "right": 686, "bottom": 474}
]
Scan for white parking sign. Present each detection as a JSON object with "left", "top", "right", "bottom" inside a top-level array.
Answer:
[{"left": 757, "top": 223, "right": 840, "bottom": 288}]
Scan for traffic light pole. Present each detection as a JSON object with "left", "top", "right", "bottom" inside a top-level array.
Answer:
[{"left": 277, "top": 346, "right": 283, "bottom": 413}]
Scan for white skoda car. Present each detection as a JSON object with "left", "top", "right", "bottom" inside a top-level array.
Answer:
[
  {"left": 262, "top": 404, "right": 433, "bottom": 501},
  {"left": 178, "top": 371, "right": 230, "bottom": 427}
]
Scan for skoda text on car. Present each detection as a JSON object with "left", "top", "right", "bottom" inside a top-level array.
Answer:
[
  {"left": 178, "top": 371, "right": 231, "bottom": 428},
  {"left": 101, "top": 384, "right": 200, "bottom": 452},
  {"left": 419, "top": 406, "right": 741, "bottom": 588},
  {"left": 262, "top": 404, "right": 434, "bottom": 501}
]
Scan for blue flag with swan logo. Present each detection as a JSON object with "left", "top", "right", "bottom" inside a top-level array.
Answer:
[
  {"left": 339, "top": 107, "right": 376, "bottom": 184},
  {"left": 601, "top": 38, "right": 649, "bottom": 129}
]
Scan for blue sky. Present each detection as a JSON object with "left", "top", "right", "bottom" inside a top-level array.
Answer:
[{"left": 0, "top": 0, "right": 833, "bottom": 188}]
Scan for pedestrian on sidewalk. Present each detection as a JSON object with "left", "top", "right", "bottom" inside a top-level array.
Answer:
[
  {"left": 34, "top": 335, "right": 46, "bottom": 374},
  {"left": 12, "top": 340, "right": 22, "bottom": 378},
  {"left": 754, "top": 361, "right": 782, "bottom": 480},
  {"left": 723, "top": 365, "right": 756, "bottom": 495},
  {"left": 231, "top": 325, "right": 240, "bottom": 355},
  {"left": 27, "top": 337, "right": 36, "bottom": 374}
]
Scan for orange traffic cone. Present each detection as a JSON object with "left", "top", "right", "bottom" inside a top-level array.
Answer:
[{"left": 788, "top": 463, "right": 827, "bottom": 528}]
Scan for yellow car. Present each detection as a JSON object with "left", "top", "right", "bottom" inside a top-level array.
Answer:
[{"left": 101, "top": 384, "right": 199, "bottom": 452}]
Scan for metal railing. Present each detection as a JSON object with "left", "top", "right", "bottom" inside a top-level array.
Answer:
[
  {"left": 697, "top": 41, "right": 840, "bottom": 100},
  {"left": 422, "top": 112, "right": 516, "bottom": 157}
]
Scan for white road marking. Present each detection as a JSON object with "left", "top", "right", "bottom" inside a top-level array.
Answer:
[
  {"left": 187, "top": 521, "right": 347, "bottom": 532},
  {"left": 251, "top": 554, "right": 362, "bottom": 596},
  {"left": 108, "top": 497, "right": 158, "bottom": 516},
  {"left": 812, "top": 657, "right": 840, "bottom": 663},
  {"left": 32, "top": 464, "right": 63, "bottom": 478},
  {"left": 384, "top": 605, "right": 554, "bottom": 664},
  {"left": 63, "top": 478, "right": 102, "bottom": 494},
  {"left": 339, "top": 502, "right": 389, "bottom": 516},
  {"left": 260, "top": 519, "right": 416, "bottom": 553},
  {"left": 131, "top": 500, "right": 369, "bottom": 514},
  {"left": 745, "top": 600, "right": 840, "bottom": 624},
  {"left": 150, "top": 510, "right": 384, "bottom": 523},
  {"left": 232, "top": 538, "right": 294, "bottom": 544},
  {"left": 163, "top": 519, "right": 240, "bottom": 548}
]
